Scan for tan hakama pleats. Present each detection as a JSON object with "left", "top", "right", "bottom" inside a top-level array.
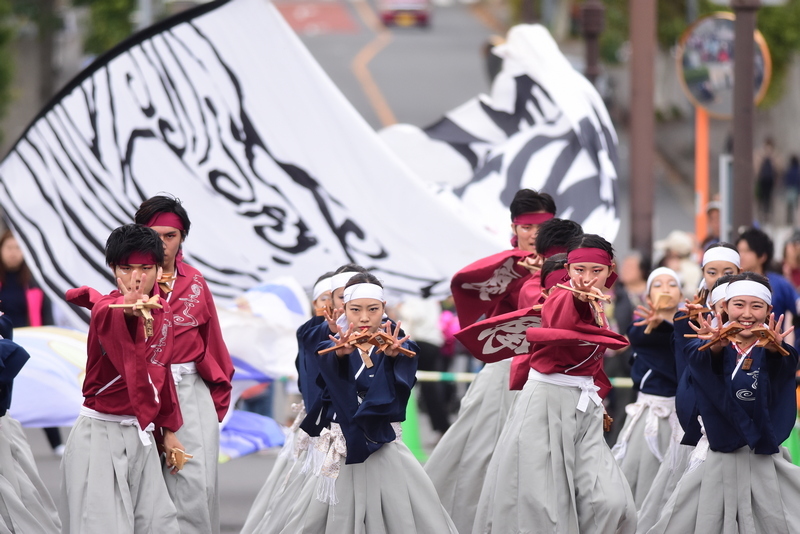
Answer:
[
  {"left": 473, "top": 379, "right": 637, "bottom": 534},
  {"left": 0, "top": 415, "right": 60, "bottom": 533},
  {"left": 163, "top": 372, "right": 220, "bottom": 533},
  {"left": 241, "top": 407, "right": 315, "bottom": 534},
  {"left": 59, "top": 415, "right": 179, "bottom": 534},
  {"left": 611, "top": 393, "right": 678, "bottom": 508},
  {"left": 635, "top": 441, "right": 693, "bottom": 533},
  {"left": 424, "top": 359, "right": 517, "bottom": 534},
  {"left": 262, "top": 440, "right": 458, "bottom": 534},
  {"left": 647, "top": 446, "right": 800, "bottom": 534}
]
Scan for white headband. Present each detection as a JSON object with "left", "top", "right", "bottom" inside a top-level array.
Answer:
[
  {"left": 312, "top": 277, "right": 331, "bottom": 301},
  {"left": 646, "top": 267, "right": 681, "bottom": 295},
  {"left": 702, "top": 247, "right": 740, "bottom": 268},
  {"left": 709, "top": 283, "right": 729, "bottom": 306},
  {"left": 343, "top": 283, "right": 385, "bottom": 303},
  {"left": 331, "top": 272, "right": 356, "bottom": 291},
  {"left": 726, "top": 280, "right": 772, "bottom": 306}
]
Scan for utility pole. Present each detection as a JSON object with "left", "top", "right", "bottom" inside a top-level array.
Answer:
[
  {"left": 581, "top": 0, "right": 605, "bottom": 85},
  {"left": 520, "top": 0, "right": 539, "bottom": 24},
  {"left": 731, "top": 0, "right": 760, "bottom": 235},
  {"left": 629, "top": 0, "right": 657, "bottom": 255}
]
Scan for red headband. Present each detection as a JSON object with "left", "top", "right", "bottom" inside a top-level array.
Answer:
[
  {"left": 119, "top": 251, "right": 158, "bottom": 265},
  {"left": 567, "top": 248, "right": 613, "bottom": 266},
  {"left": 146, "top": 212, "right": 185, "bottom": 231},
  {"left": 567, "top": 248, "right": 618, "bottom": 288},
  {"left": 543, "top": 268, "right": 568, "bottom": 291},
  {"left": 512, "top": 212, "right": 554, "bottom": 226}
]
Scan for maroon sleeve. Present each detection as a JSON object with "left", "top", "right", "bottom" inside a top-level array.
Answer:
[
  {"left": 517, "top": 272, "right": 542, "bottom": 309},
  {"left": 93, "top": 295, "right": 182, "bottom": 431},
  {"left": 543, "top": 286, "right": 594, "bottom": 328},
  {"left": 66, "top": 286, "right": 104, "bottom": 310},
  {"left": 194, "top": 277, "right": 234, "bottom": 422}
]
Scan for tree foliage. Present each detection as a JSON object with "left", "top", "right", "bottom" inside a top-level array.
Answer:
[
  {"left": 73, "top": 0, "right": 136, "bottom": 55},
  {"left": 600, "top": 0, "right": 800, "bottom": 104},
  {"left": 0, "top": 0, "right": 14, "bottom": 144}
]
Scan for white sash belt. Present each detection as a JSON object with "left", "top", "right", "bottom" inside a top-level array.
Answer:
[
  {"left": 528, "top": 368, "right": 602, "bottom": 412},
  {"left": 80, "top": 406, "right": 154, "bottom": 446},
  {"left": 171, "top": 361, "right": 197, "bottom": 385},
  {"left": 314, "top": 421, "right": 403, "bottom": 506},
  {"left": 687, "top": 416, "right": 710, "bottom": 473},
  {"left": 612, "top": 392, "right": 678, "bottom": 463}
]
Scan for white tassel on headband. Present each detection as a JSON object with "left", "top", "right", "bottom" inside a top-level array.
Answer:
[
  {"left": 312, "top": 278, "right": 331, "bottom": 301},
  {"left": 343, "top": 283, "right": 385, "bottom": 303},
  {"left": 702, "top": 247, "right": 740, "bottom": 268},
  {"left": 709, "top": 283, "right": 729, "bottom": 306},
  {"left": 726, "top": 280, "right": 772, "bottom": 305}
]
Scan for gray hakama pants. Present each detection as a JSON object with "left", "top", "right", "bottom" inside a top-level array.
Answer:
[
  {"left": 610, "top": 393, "right": 678, "bottom": 508},
  {"left": 473, "top": 376, "right": 637, "bottom": 534},
  {"left": 59, "top": 414, "right": 179, "bottom": 534},
  {"left": 265, "top": 440, "right": 458, "bottom": 534},
  {"left": 635, "top": 442, "right": 692, "bottom": 533},
  {"left": 241, "top": 407, "right": 315, "bottom": 534},
  {"left": 647, "top": 445, "right": 800, "bottom": 534},
  {"left": 163, "top": 370, "right": 220, "bottom": 533},
  {"left": 424, "top": 359, "right": 516, "bottom": 534},
  {"left": 0, "top": 415, "right": 60, "bottom": 533}
]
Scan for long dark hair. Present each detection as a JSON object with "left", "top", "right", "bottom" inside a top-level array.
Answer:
[{"left": 0, "top": 230, "right": 32, "bottom": 287}]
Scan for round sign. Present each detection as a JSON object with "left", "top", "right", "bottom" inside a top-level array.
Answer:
[{"left": 676, "top": 12, "right": 771, "bottom": 119}]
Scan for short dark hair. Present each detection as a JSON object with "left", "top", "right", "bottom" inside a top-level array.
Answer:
[
  {"left": 510, "top": 189, "right": 556, "bottom": 220},
  {"left": 105, "top": 224, "right": 165, "bottom": 266},
  {"left": 315, "top": 271, "right": 336, "bottom": 285},
  {"left": 566, "top": 233, "right": 614, "bottom": 258},
  {"left": 535, "top": 219, "right": 583, "bottom": 258},
  {"left": 541, "top": 253, "right": 568, "bottom": 286},
  {"left": 134, "top": 195, "right": 191, "bottom": 239},
  {"left": 344, "top": 272, "right": 383, "bottom": 288},
  {"left": 736, "top": 228, "right": 773, "bottom": 268},
  {"left": 727, "top": 271, "right": 772, "bottom": 293},
  {"left": 334, "top": 263, "right": 368, "bottom": 275}
]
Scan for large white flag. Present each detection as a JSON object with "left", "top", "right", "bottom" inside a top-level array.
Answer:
[
  {"left": 0, "top": 0, "right": 500, "bottom": 326},
  {"left": 380, "top": 24, "right": 620, "bottom": 241}
]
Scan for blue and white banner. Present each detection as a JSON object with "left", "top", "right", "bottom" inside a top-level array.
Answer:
[
  {"left": 0, "top": 0, "right": 499, "bottom": 328},
  {"left": 380, "top": 24, "right": 620, "bottom": 241}
]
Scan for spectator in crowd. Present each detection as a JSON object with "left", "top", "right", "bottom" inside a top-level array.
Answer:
[
  {"left": 755, "top": 137, "right": 778, "bottom": 224},
  {"left": 736, "top": 227, "right": 798, "bottom": 328},
  {"left": 398, "top": 295, "right": 450, "bottom": 438},
  {"left": 701, "top": 200, "right": 721, "bottom": 250},
  {"left": 606, "top": 251, "right": 651, "bottom": 443},
  {"left": 785, "top": 155, "right": 800, "bottom": 226},
  {"left": 0, "top": 230, "right": 63, "bottom": 456},
  {"left": 654, "top": 230, "right": 701, "bottom": 299}
]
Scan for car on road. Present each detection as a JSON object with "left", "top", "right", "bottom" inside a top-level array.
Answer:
[{"left": 379, "top": 0, "right": 431, "bottom": 27}]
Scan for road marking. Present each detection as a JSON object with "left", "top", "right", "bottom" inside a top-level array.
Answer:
[{"left": 350, "top": 0, "right": 397, "bottom": 126}]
